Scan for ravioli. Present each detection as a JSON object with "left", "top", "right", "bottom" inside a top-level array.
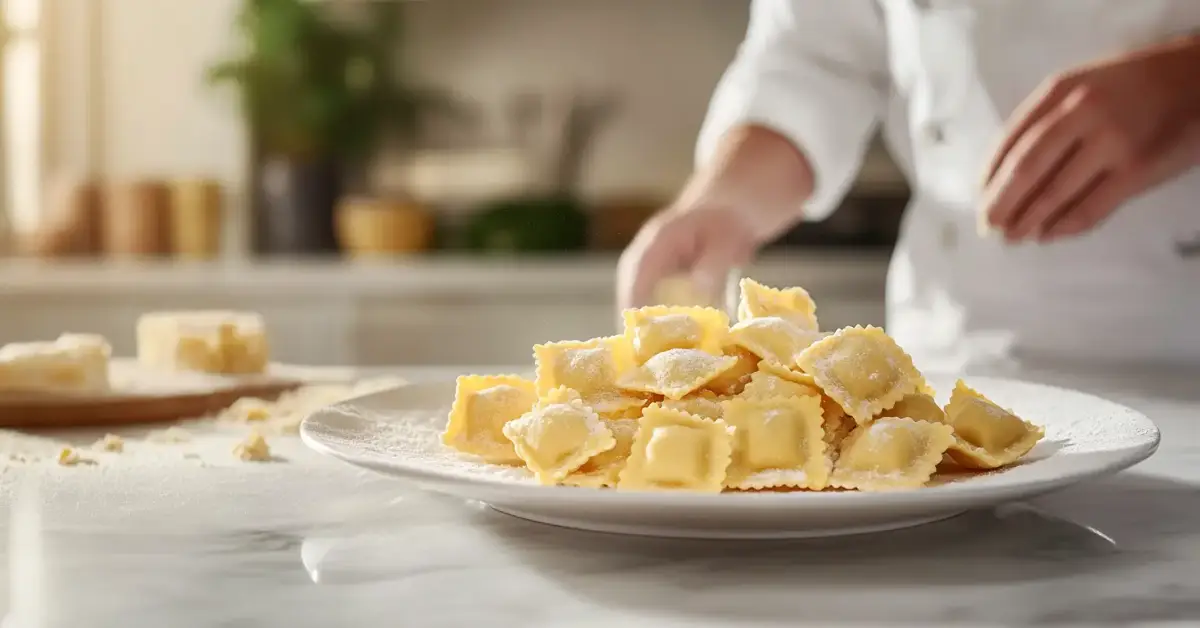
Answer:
[
  {"left": 617, "top": 406, "right": 734, "bottom": 493},
  {"left": 622, "top": 305, "right": 728, "bottom": 364},
  {"left": 721, "top": 396, "right": 828, "bottom": 490},
  {"left": 737, "top": 278, "right": 819, "bottom": 332},
  {"left": 616, "top": 348, "right": 738, "bottom": 400},
  {"left": 796, "top": 326, "right": 923, "bottom": 425},
  {"left": 503, "top": 398, "right": 616, "bottom": 484},
  {"left": 829, "top": 417, "right": 955, "bottom": 490},
  {"left": 942, "top": 380, "right": 1044, "bottom": 469},
  {"left": 442, "top": 375, "right": 538, "bottom": 464},
  {"left": 728, "top": 316, "right": 821, "bottom": 368}
]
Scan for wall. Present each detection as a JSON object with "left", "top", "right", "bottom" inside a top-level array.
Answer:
[
  {"left": 44, "top": 0, "right": 751, "bottom": 205},
  {"left": 401, "top": 0, "right": 750, "bottom": 200}
]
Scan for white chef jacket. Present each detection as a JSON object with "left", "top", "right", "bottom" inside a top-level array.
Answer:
[{"left": 698, "top": 0, "right": 1200, "bottom": 371}]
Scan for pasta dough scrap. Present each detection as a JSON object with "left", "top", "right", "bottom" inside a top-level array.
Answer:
[
  {"left": 703, "top": 347, "right": 761, "bottom": 396},
  {"left": 443, "top": 375, "right": 538, "bottom": 464},
  {"left": 796, "top": 326, "right": 923, "bottom": 425},
  {"left": 533, "top": 336, "right": 634, "bottom": 398},
  {"left": 728, "top": 316, "right": 821, "bottom": 367},
  {"left": 503, "top": 399, "right": 616, "bottom": 484},
  {"left": 617, "top": 348, "right": 738, "bottom": 400},
  {"left": 740, "top": 370, "right": 821, "bottom": 400},
  {"left": 562, "top": 418, "right": 640, "bottom": 488},
  {"left": 658, "top": 396, "right": 724, "bottom": 420},
  {"left": 737, "top": 278, "right": 819, "bottom": 332},
  {"left": 622, "top": 306, "right": 728, "bottom": 364},
  {"left": 721, "top": 396, "right": 828, "bottom": 490},
  {"left": 943, "top": 380, "right": 1044, "bottom": 469},
  {"left": 830, "top": 417, "right": 955, "bottom": 491},
  {"left": 878, "top": 393, "right": 946, "bottom": 424},
  {"left": 617, "top": 406, "right": 734, "bottom": 492}
]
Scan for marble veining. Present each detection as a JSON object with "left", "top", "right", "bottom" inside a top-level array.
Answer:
[{"left": 0, "top": 364, "right": 1198, "bottom": 628}]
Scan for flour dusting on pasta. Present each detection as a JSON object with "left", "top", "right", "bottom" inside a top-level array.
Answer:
[{"left": 417, "top": 279, "right": 1050, "bottom": 493}]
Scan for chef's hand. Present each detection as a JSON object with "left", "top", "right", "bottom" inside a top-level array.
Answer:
[
  {"left": 617, "top": 203, "right": 758, "bottom": 311},
  {"left": 617, "top": 125, "right": 815, "bottom": 310},
  {"left": 982, "top": 35, "right": 1200, "bottom": 243}
]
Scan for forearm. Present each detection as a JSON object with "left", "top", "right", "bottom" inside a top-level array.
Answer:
[{"left": 678, "top": 124, "right": 816, "bottom": 243}]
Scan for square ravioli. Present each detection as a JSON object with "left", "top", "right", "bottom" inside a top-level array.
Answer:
[
  {"left": 502, "top": 398, "right": 616, "bottom": 484},
  {"left": 720, "top": 396, "right": 828, "bottom": 490},
  {"left": 796, "top": 326, "right": 924, "bottom": 425},
  {"left": 737, "top": 278, "right": 819, "bottom": 332},
  {"left": 703, "top": 347, "right": 761, "bottom": 396},
  {"left": 622, "top": 306, "right": 729, "bottom": 364},
  {"left": 943, "top": 380, "right": 1044, "bottom": 469},
  {"left": 617, "top": 348, "right": 738, "bottom": 400},
  {"left": 617, "top": 406, "right": 734, "bottom": 492},
  {"left": 534, "top": 336, "right": 635, "bottom": 398},
  {"left": 562, "top": 418, "right": 640, "bottom": 488},
  {"left": 442, "top": 375, "right": 538, "bottom": 464},
  {"left": 728, "top": 316, "right": 821, "bottom": 368},
  {"left": 829, "top": 417, "right": 955, "bottom": 491}
]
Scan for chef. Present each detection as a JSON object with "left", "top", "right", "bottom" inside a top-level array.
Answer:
[{"left": 617, "top": 0, "right": 1200, "bottom": 372}]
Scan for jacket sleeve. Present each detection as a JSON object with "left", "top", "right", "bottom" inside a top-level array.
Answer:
[{"left": 696, "top": 0, "right": 890, "bottom": 221}]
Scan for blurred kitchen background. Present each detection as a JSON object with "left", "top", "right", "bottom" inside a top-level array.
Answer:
[{"left": 0, "top": 0, "right": 907, "bottom": 366}]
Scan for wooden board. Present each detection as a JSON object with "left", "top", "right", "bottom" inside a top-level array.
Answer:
[{"left": 0, "top": 359, "right": 308, "bottom": 429}]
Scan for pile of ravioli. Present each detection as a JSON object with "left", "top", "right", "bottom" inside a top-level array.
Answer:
[{"left": 442, "top": 279, "right": 1045, "bottom": 493}]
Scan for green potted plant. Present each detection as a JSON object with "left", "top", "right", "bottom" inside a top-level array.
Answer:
[{"left": 207, "top": 0, "right": 417, "bottom": 255}]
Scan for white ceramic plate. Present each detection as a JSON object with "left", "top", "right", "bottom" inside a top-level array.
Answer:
[{"left": 301, "top": 375, "right": 1159, "bottom": 539}]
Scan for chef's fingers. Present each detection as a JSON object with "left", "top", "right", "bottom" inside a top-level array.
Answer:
[
  {"left": 617, "top": 215, "right": 684, "bottom": 311},
  {"left": 690, "top": 232, "right": 755, "bottom": 307},
  {"left": 1009, "top": 144, "right": 1109, "bottom": 241},
  {"left": 983, "top": 91, "right": 1093, "bottom": 233},
  {"left": 983, "top": 75, "right": 1077, "bottom": 185},
  {"left": 1039, "top": 175, "right": 1131, "bottom": 240}
]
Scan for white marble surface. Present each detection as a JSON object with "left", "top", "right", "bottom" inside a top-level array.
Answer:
[{"left": 0, "top": 364, "right": 1198, "bottom": 628}]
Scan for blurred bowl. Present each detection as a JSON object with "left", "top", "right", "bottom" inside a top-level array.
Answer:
[{"left": 336, "top": 197, "right": 435, "bottom": 258}]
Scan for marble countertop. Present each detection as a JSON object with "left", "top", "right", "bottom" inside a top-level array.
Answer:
[{"left": 0, "top": 364, "right": 1197, "bottom": 628}]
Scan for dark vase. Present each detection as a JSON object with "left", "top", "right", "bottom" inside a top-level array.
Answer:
[{"left": 258, "top": 157, "right": 342, "bottom": 255}]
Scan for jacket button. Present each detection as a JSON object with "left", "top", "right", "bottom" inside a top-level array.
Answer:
[
  {"left": 941, "top": 221, "right": 958, "bottom": 250},
  {"left": 925, "top": 122, "right": 946, "bottom": 144}
]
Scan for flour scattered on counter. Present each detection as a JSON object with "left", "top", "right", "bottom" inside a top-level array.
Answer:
[
  {"left": 233, "top": 432, "right": 272, "bottom": 462},
  {"left": 94, "top": 433, "right": 125, "bottom": 452},
  {"left": 0, "top": 375, "right": 406, "bottom": 471},
  {"left": 146, "top": 426, "right": 193, "bottom": 443},
  {"left": 215, "top": 377, "right": 404, "bottom": 436}
]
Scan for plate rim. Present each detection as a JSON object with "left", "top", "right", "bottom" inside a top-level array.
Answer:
[{"left": 301, "top": 373, "right": 1161, "bottom": 507}]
